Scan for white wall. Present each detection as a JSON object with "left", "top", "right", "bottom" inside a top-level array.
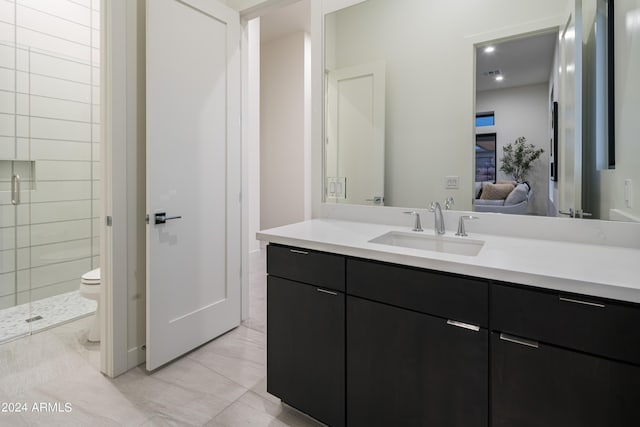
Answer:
[
  {"left": 322, "top": 0, "right": 568, "bottom": 210},
  {"left": 596, "top": 0, "right": 640, "bottom": 221},
  {"left": 0, "top": 0, "right": 100, "bottom": 309},
  {"left": 247, "top": 18, "right": 261, "bottom": 252},
  {"left": 476, "top": 84, "right": 550, "bottom": 216},
  {"left": 260, "top": 31, "right": 308, "bottom": 229}
]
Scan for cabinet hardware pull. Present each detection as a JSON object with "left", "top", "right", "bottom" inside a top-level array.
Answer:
[
  {"left": 499, "top": 333, "right": 539, "bottom": 349},
  {"left": 559, "top": 296, "right": 605, "bottom": 308},
  {"left": 446, "top": 320, "right": 480, "bottom": 332},
  {"left": 289, "top": 249, "right": 309, "bottom": 255},
  {"left": 316, "top": 288, "right": 338, "bottom": 296}
]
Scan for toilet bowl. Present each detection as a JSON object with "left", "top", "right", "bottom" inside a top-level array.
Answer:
[{"left": 79, "top": 268, "right": 101, "bottom": 342}]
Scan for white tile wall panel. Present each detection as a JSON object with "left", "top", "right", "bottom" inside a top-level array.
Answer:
[
  {"left": 30, "top": 238, "right": 91, "bottom": 268},
  {"left": 16, "top": 0, "right": 90, "bottom": 28},
  {"left": 0, "top": 91, "right": 13, "bottom": 114},
  {"left": 31, "top": 139, "right": 91, "bottom": 161},
  {"left": 14, "top": 137, "right": 28, "bottom": 159},
  {"left": 0, "top": 1, "right": 15, "bottom": 24},
  {"left": 21, "top": 219, "right": 91, "bottom": 247},
  {"left": 0, "top": 68, "right": 14, "bottom": 92},
  {"left": 30, "top": 181, "right": 91, "bottom": 203},
  {"left": 91, "top": 85, "right": 99, "bottom": 104},
  {"left": 91, "top": 30, "right": 99, "bottom": 49},
  {"left": 16, "top": 268, "right": 28, "bottom": 292},
  {"left": 30, "top": 200, "right": 91, "bottom": 224},
  {"left": 15, "top": 115, "right": 27, "bottom": 137},
  {"left": 91, "top": 47, "right": 99, "bottom": 65},
  {"left": 0, "top": 271, "right": 14, "bottom": 297},
  {"left": 29, "top": 74, "right": 91, "bottom": 103},
  {"left": 18, "top": 278, "right": 79, "bottom": 303},
  {"left": 0, "top": 113, "right": 13, "bottom": 135},
  {"left": 15, "top": 70, "right": 27, "bottom": 92},
  {"left": 72, "top": 0, "right": 91, "bottom": 8},
  {"left": 0, "top": 44, "right": 14, "bottom": 68},
  {"left": 16, "top": 224, "right": 27, "bottom": 247},
  {"left": 0, "top": 294, "right": 14, "bottom": 309},
  {"left": 0, "top": 226, "right": 13, "bottom": 250},
  {"left": 91, "top": 104, "right": 99, "bottom": 123},
  {"left": 29, "top": 52, "right": 91, "bottom": 84},
  {"left": 30, "top": 257, "right": 91, "bottom": 289},
  {"left": 91, "top": 198, "right": 99, "bottom": 217},
  {"left": 30, "top": 117, "right": 90, "bottom": 142},
  {"left": 17, "top": 247, "right": 29, "bottom": 270},
  {"left": 91, "top": 179, "right": 99, "bottom": 197},
  {"left": 16, "top": 93, "right": 27, "bottom": 115},
  {"left": 0, "top": 158, "right": 11, "bottom": 180},
  {"left": 91, "top": 255, "right": 99, "bottom": 269},
  {"left": 0, "top": 136, "right": 13, "bottom": 159},
  {"left": 0, "top": 248, "right": 14, "bottom": 274},
  {"left": 91, "top": 10, "right": 99, "bottom": 29},
  {"left": 91, "top": 141, "right": 99, "bottom": 160},
  {"left": 16, "top": 6, "right": 91, "bottom": 46},
  {"left": 16, "top": 28, "right": 90, "bottom": 63},
  {"left": 36, "top": 160, "right": 91, "bottom": 180},
  {"left": 30, "top": 96, "right": 91, "bottom": 122},
  {"left": 90, "top": 65, "right": 98, "bottom": 84},
  {"left": 0, "top": 204, "right": 14, "bottom": 227},
  {"left": 91, "top": 218, "right": 99, "bottom": 237},
  {"left": 15, "top": 48, "right": 28, "bottom": 71},
  {"left": 91, "top": 160, "right": 99, "bottom": 178},
  {"left": 0, "top": 21, "right": 14, "bottom": 43}
]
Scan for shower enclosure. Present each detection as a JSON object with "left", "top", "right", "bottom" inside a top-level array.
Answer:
[{"left": 0, "top": 0, "right": 100, "bottom": 342}]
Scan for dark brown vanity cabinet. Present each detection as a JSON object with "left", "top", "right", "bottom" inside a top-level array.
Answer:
[
  {"left": 266, "top": 243, "right": 640, "bottom": 426},
  {"left": 491, "top": 283, "right": 640, "bottom": 427},
  {"left": 346, "top": 259, "right": 489, "bottom": 427},
  {"left": 266, "top": 244, "right": 346, "bottom": 427}
]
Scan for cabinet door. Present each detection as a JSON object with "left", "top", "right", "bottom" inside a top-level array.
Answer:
[
  {"left": 347, "top": 296, "right": 488, "bottom": 427},
  {"left": 267, "top": 277, "right": 345, "bottom": 427},
  {"left": 492, "top": 332, "right": 640, "bottom": 427}
]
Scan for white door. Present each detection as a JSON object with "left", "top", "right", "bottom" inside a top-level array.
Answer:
[
  {"left": 326, "top": 62, "right": 385, "bottom": 205},
  {"left": 146, "top": 0, "right": 241, "bottom": 370},
  {"left": 559, "top": 5, "right": 583, "bottom": 217}
]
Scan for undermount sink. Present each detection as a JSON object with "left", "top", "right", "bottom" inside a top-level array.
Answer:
[{"left": 369, "top": 231, "right": 485, "bottom": 256}]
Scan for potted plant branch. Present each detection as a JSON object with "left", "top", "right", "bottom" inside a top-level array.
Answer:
[{"left": 499, "top": 136, "right": 544, "bottom": 182}]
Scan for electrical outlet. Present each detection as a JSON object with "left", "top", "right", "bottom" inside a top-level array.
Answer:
[
  {"left": 445, "top": 176, "right": 460, "bottom": 190},
  {"left": 624, "top": 179, "right": 633, "bottom": 208}
]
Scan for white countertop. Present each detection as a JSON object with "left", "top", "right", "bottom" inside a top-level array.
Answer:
[{"left": 257, "top": 218, "right": 640, "bottom": 304}]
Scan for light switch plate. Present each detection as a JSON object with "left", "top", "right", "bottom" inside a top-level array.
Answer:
[
  {"left": 445, "top": 176, "right": 460, "bottom": 189},
  {"left": 624, "top": 179, "right": 632, "bottom": 208}
]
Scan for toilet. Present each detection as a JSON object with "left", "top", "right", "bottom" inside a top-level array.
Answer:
[{"left": 79, "top": 268, "right": 101, "bottom": 342}]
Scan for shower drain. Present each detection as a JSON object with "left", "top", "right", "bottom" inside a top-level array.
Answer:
[{"left": 25, "top": 315, "right": 43, "bottom": 323}]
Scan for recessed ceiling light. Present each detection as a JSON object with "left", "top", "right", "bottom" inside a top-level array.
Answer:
[
  {"left": 484, "top": 46, "right": 495, "bottom": 53},
  {"left": 495, "top": 75, "right": 504, "bottom": 82}
]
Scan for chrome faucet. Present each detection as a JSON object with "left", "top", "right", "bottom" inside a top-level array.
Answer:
[
  {"left": 404, "top": 211, "right": 423, "bottom": 232},
  {"left": 429, "top": 202, "right": 445, "bottom": 235},
  {"left": 456, "top": 215, "right": 478, "bottom": 237}
]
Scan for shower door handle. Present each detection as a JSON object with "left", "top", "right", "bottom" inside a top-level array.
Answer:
[{"left": 11, "top": 174, "right": 20, "bottom": 206}]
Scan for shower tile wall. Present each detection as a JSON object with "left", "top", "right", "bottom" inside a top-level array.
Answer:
[{"left": 0, "top": 0, "right": 100, "bottom": 310}]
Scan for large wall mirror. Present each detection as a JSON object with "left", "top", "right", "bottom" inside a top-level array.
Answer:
[{"left": 323, "top": 0, "right": 640, "bottom": 222}]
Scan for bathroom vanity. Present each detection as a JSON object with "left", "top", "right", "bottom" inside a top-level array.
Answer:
[{"left": 258, "top": 218, "right": 640, "bottom": 427}]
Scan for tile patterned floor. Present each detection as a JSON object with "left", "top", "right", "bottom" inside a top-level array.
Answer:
[
  {"left": 0, "top": 250, "right": 324, "bottom": 427},
  {"left": 0, "top": 291, "right": 97, "bottom": 343}
]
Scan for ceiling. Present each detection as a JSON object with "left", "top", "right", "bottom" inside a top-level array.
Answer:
[
  {"left": 260, "top": 0, "right": 310, "bottom": 44},
  {"left": 476, "top": 32, "right": 557, "bottom": 92}
]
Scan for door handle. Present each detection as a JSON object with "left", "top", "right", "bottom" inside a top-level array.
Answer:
[
  {"left": 499, "top": 333, "right": 539, "bottom": 349},
  {"left": 154, "top": 212, "right": 182, "bottom": 225},
  {"left": 11, "top": 174, "right": 20, "bottom": 206}
]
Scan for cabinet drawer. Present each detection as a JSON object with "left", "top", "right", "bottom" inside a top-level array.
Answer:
[
  {"left": 347, "top": 259, "right": 488, "bottom": 327},
  {"left": 267, "top": 244, "right": 345, "bottom": 292},
  {"left": 492, "top": 283, "right": 640, "bottom": 365}
]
